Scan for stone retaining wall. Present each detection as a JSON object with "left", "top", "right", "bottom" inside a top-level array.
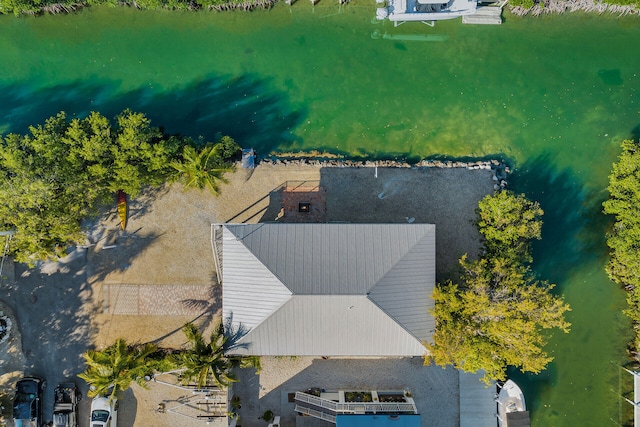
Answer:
[{"left": 253, "top": 157, "right": 511, "bottom": 190}]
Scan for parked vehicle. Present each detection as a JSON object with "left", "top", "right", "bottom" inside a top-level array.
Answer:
[
  {"left": 12, "top": 377, "right": 45, "bottom": 427},
  {"left": 53, "top": 382, "right": 79, "bottom": 427},
  {"left": 91, "top": 396, "right": 118, "bottom": 427}
]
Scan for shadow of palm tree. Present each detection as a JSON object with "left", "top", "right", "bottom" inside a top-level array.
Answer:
[
  {"left": 147, "top": 275, "right": 221, "bottom": 345},
  {"left": 86, "top": 230, "right": 162, "bottom": 286},
  {"left": 7, "top": 250, "right": 100, "bottom": 419}
]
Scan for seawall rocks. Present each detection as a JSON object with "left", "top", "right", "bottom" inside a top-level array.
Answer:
[{"left": 251, "top": 157, "right": 510, "bottom": 188}]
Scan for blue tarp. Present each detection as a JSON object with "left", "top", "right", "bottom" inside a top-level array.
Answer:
[
  {"left": 335, "top": 414, "right": 422, "bottom": 427},
  {"left": 242, "top": 148, "right": 255, "bottom": 169}
]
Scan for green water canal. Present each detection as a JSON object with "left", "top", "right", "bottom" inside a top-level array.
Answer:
[{"left": 1, "top": 5, "right": 639, "bottom": 425}]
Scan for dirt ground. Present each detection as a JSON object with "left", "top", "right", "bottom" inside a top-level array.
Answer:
[{"left": 0, "top": 163, "right": 495, "bottom": 427}]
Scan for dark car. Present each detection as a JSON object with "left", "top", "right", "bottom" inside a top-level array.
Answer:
[
  {"left": 12, "top": 377, "right": 45, "bottom": 427},
  {"left": 53, "top": 382, "right": 79, "bottom": 427}
]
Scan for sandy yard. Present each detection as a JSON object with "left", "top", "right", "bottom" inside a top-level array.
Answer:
[{"left": 0, "top": 162, "right": 496, "bottom": 427}]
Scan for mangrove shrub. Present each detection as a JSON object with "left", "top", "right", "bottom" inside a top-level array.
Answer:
[
  {"left": 0, "top": 110, "right": 237, "bottom": 263},
  {"left": 603, "top": 139, "right": 640, "bottom": 360},
  {"left": 426, "top": 191, "right": 571, "bottom": 383}
]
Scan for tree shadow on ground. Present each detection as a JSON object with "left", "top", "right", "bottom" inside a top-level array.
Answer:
[
  {"left": 0, "top": 74, "right": 305, "bottom": 154},
  {"left": 147, "top": 275, "right": 222, "bottom": 345},
  {"left": 82, "top": 184, "right": 171, "bottom": 234},
  {"left": 83, "top": 185, "right": 177, "bottom": 285},
  {"left": 86, "top": 230, "right": 161, "bottom": 286},
  {"left": 125, "top": 185, "right": 172, "bottom": 223},
  {"left": 6, "top": 249, "right": 100, "bottom": 420}
]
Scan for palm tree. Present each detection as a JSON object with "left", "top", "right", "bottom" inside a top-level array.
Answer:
[
  {"left": 79, "top": 339, "right": 157, "bottom": 400},
  {"left": 175, "top": 322, "right": 235, "bottom": 388},
  {"left": 174, "top": 322, "right": 260, "bottom": 388},
  {"left": 230, "top": 354, "right": 261, "bottom": 373},
  {"left": 171, "top": 144, "right": 232, "bottom": 195}
]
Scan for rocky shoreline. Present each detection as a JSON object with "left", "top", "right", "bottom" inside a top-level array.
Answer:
[{"left": 509, "top": 0, "right": 639, "bottom": 16}]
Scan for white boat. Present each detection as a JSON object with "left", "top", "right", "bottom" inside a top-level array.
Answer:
[
  {"left": 496, "top": 379, "right": 530, "bottom": 427},
  {"left": 376, "top": 0, "right": 477, "bottom": 26}
]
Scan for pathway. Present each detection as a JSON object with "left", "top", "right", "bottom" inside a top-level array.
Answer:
[{"left": 102, "top": 284, "right": 214, "bottom": 316}]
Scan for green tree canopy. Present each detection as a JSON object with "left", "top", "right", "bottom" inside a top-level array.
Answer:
[
  {"left": 603, "top": 139, "right": 640, "bottom": 360},
  {"left": 171, "top": 136, "right": 239, "bottom": 194},
  {"left": 476, "top": 190, "right": 543, "bottom": 262},
  {"left": 426, "top": 191, "right": 570, "bottom": 383},
  {"left": 0, "top": 110, "right": 237, "bottom": 263},
  {"left": 427, "top": 255, "right": 570, "bottom": 383},
  {"left": 79, "top": 339, "right": 157, "bottom": 400}
]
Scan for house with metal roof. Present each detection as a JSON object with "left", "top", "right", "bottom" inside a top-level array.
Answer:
[{"left": 216, "top": 223, "right": 435, "bottom": 357}]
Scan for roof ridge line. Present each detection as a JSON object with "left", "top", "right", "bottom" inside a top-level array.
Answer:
[{"left": 226, "top": 224, "right": 296, "bottom": 294}]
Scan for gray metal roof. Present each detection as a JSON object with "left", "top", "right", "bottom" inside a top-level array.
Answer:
[{"left": 221, "top": 223, "right": 435, "bottom": 356}]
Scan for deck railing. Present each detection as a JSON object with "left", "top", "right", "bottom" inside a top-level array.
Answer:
[
  {"left": 295, "top": 391, "right": 339, "bottom": 411},
  {"left": 210, "top": 224, "right": 223, "bottom": 284},
  {"left": 294, "top": 391, "right": 417, "bottom": 414},
  {"left": 294, "top": 404, "right": 337, "bottom": 423}
]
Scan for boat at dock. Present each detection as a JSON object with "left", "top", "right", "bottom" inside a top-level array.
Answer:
[
  {"left": 376, "top": 0, "right": 478, "bottom": 26},
  {"left": 376, "top": 0, "right": 503, "bottom": 26},
  {"left": 496, "top": 379, "right": 530, "bottom": 427}
]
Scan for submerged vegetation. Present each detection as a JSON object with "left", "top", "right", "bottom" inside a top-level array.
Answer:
[
  {"left": 603, "top": 139, "right": 640, "bottom": 361},
  {"left": 0, "top": 0, "right": 275, "bottom": 16},
  {"left": 0, "top": 110, "right": 239, "bottom": 263},
  {"left": 426, "top": 191, "right": 571, "bottom": 383}
]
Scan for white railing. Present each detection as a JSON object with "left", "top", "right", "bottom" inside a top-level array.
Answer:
[
  {"left": 295, "top": 392, "right": 339, "bottom": 411},
  {"left": 294, "top": 404, "right": 337, "bottom": 423},
  {"left": 210, "top": 224, "right": 223, "bottom": 284},
  {"left": 294, "top": 392, "right": 417, "bottom": 414}
]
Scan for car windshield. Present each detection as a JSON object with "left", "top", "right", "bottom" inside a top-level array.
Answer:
[
  {"left": 91, "top": 410, "right": 110, "bottom": 422},
  {"left": 13, "top": 392, "right": 35, "bottom": 403}
]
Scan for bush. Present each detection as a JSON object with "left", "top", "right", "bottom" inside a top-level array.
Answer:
[{"left": 260, "top": 410, "right": 274, "bottom": 422}]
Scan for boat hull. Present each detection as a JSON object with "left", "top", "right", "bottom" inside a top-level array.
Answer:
[{"left": 497, "top": 380, "right": 530, "bottom": 427}]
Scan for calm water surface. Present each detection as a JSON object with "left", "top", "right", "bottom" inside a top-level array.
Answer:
[{"left": 1, "top": 6, "right": 639, "bottom": 425}]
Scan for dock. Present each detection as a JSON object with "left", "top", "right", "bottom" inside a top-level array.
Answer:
[
  {"left": 462, "top": 5, "right": 503, "bottom": 24},
  {"left": 459, "top": 370, "right": 497, "bottom": 427}
]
